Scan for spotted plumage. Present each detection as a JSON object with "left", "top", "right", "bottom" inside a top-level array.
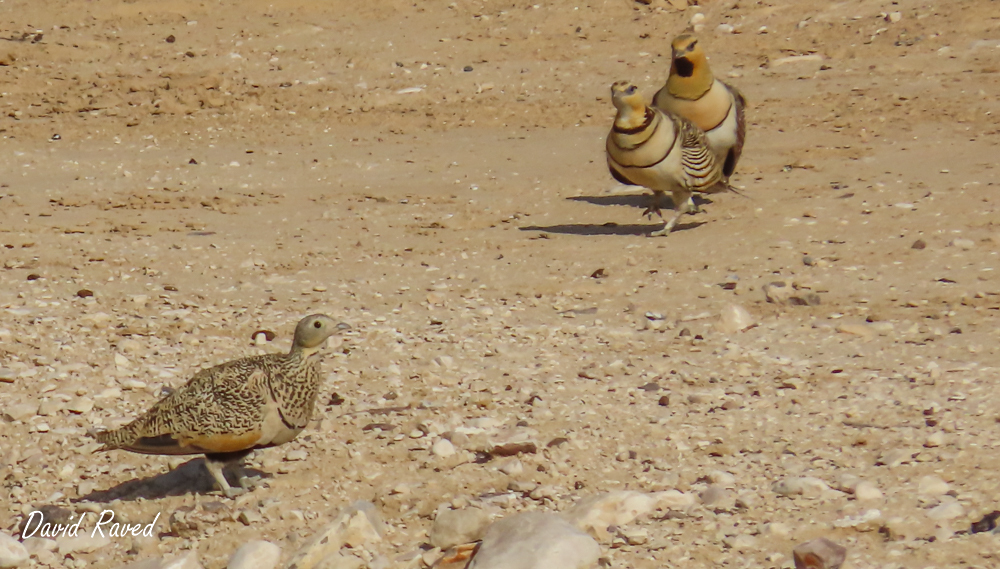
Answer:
[
  {"left": 606, "top": 80, "right": 723, "bottom": 236},
  {"left": 92, "top": 314, "right": 350, "bottom": 497},
  {"left": 653, "top": 34, "right": 747, "bottom": 187}
]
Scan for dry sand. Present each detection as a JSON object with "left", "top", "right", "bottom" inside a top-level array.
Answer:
[{"left": 1, "top": 0, "right": 999, "bottom": 567}]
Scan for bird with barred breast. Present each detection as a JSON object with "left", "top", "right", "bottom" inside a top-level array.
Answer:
[
  {"left": 653, "top": 34, "right": 746, "bottom": 194},
  {"left": 606, "top": 80, "right": 723, "bottom": 236},
  {"left": 91, "top": 314, "right": 351, "bottom": 498}
]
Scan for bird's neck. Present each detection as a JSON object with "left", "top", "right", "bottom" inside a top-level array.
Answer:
[
  {"left": 614, "top": 105, "right": 652, "bottom": 132},
  {"left": 667, "top": 59, "right": 714, "bottom": 101},
  {"left": 287, "top": 345, "right": 324, "bottom": 363}
]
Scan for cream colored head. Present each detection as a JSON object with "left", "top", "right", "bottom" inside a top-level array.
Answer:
[
  {"left": 291, "top": 314, "right": 350, "bottom": 352},
  {"left": 667, "top": 34, "right": 714, "bottom": 99},
  {"left": 611, "top": 81, "right": 646, "bottom": 114}
]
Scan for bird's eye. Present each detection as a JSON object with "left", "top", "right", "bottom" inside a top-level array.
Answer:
[
  {"left": 314, "top": 321, "right": 322, "bottom": 328},
  {"left": 688, "top": 40, "right": 697, "bottom": 51},
  {"left": 626, "top": 85, "right": 636, "bottom": 94}
]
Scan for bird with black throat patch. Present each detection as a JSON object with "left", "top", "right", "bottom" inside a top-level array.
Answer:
[
  {"left": 653, "top": 34, "right": 746, "bottom": 191},
  {"left": 606, "top": 80, "right": 723, "bottom": 236}
]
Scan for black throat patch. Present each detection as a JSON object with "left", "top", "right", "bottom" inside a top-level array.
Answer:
[{"left": 675, "top": 57, "right": 694, "bottom": 78}]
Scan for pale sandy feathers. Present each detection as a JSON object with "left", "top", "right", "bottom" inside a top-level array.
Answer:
[{"left": 606, "top": 80, "right": 723, "bottom": 236}]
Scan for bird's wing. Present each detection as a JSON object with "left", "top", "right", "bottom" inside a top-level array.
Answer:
[
  {"left": 112, "top": 364, "right": 270, "bottom": 455},
  {"left": 723, "top": 81, "right": 747, "bottom": 179},
  {"left": 676, "top": 116, "right": 722, "bottom": 192}
]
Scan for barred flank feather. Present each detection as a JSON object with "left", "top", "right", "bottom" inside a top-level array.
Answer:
[{"left": 606, "top": 80, "right": 723, "bottom": 236}]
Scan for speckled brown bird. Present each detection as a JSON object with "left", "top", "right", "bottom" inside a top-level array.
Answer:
[
  {"left": 606, "top": 80, "right": 723, "bottom": 236},
  {"left": 92, "top": 314, "right": 350, "bottom": 497},
  {"left": 653, "top": 34, "right": 746, "bottom": 190}
]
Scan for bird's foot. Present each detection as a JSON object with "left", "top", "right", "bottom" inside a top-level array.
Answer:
[
  {"left": 649, "top": 213, "right": 683, "bottom": 237},
  {"left": 642, "top": 205, "right": 664, "bottom": 220},
  {"left": 222, "top": 486, "right": 247, "bottom": 499}
]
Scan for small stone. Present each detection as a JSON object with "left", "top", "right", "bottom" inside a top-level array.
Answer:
[
  {"left": 3, "top": 403, "right": 36, "bottom": 422},
  {"left": 21, "top": 537, "right": 56, "bottom": 556},
  {"left": 887, "top": 11, "right": 902, "bottom": 23},
  {"left": 654, "top": 490, "right": 697, "bottom": 511},
  {"left": 927, "top": 500, "right": 964, "bottom": 521},
  {"left": 37, "top": 400, "right": 64, "bottom": 416},
  {"left": 924, "top": 431, "right": 945, "bottom": 447},
  {"left": 699, "top": 485, "right": 730, "bottom": 506},
  {"left": 792, "top": 537, "right": 847, "bottom": 569},
  {"left": 285, "top": 502, "right": 383, "bottom": 569},
  {"left": 430, "top": 507, "right": 491, "bottom": 550},
  {"left": 657, "top": 394, "right": 670, "bottom": 407},
  {"left": 76, "top": 289, "right": 94, "bottom": 298},
  {"left": 970, "top": 511, "right": 1000, "bottom": 534},
  {"left": 917, "top": 475, "right": 949, "bottom": 496},
  {"left": 832, "top": 509, "right": 882, "bottom": 531},
  {"left": 496, "top": 457, "right": 523, "bottom": 476},
  {"left": 761, "top": 522, "right": 790, "bottom": 538},
  {"left": 949, "top": 238, "right": 975, "bottom": 250},
  {"left": 837, "top": 322, "right": 875, "bottom": 340},
  {"left": 877, "top": 448, "right": 915, "bottom": 468},
  {"left": 707, "top": 470, "right": 736, "bottom": 488},
  {"left": 433, "top": 355, "right": 455, "bottom": 369},
  {"left": 470, "top": 512, "right": 600, "bottom": 569},
  {"left": 622, "top": 528, "right": 648, "bottom": 546},
  {"left": 911, "top": 239, "right": 926, "bottom": 249},
  {"left": 432, "top": 438, "right": 456, "bottom": 458},
  {"left": 854, "top": 481, "right": 883, "bottom": 503},
  {"left": 238, "top": 510, "right": 263, "bottom": 526},
  {"left": 764, "top": 281, "right": 820, "bottom": 306},
  {"left": 56, "top": 534, "right": 111, "bottom": 555},
  {"left": 487, "top": 427, "right": 538, "bottom": 457},
  {"left": 0, "top": 531, "right": 29, "bottom": 568},
  {"left": 690, "top": 13, "right": 706, "bottom": 25},
  {"left": 508, "top": 480, "right": 538, "bottom": 494},
  {"left": 285, "top": 449, "right": 308, "bottom": 461},
  {"left": 67, "top": 397, "right": 94, "bottom": 414},
  {"left": 716, "top": 304, "right": 754, "bottom": 334},
  {"left": 565, "top": 491, "right": 658, "bottom": 541},
  {"left": 227, "top": 540, "right": 281, "bottom": 569},
  {"left": 772, "top": 477, "right": 830, "bottom": 499},
  {"left": 715, "top": 23, "right": 735, "bottom": 34}
]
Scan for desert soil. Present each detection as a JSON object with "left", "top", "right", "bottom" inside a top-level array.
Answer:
[{"left": 1, "top": 0, "right": 999, "bottom": 567}]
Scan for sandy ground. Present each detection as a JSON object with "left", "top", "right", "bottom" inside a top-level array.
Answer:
[{"left": 2, "top": 0, "right": 1000, "bottom": 567}]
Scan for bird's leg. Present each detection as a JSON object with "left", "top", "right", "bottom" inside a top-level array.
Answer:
[
  {"left": 203, "top": 456, "right": 244, "bottom": 498},
  {"left": 641, "top": 191, "right": 666, "bottom": 220},
  {"left": 650, "top": 189, "right": 693, "bottom": 237},
  {"left": 230, "top": 462, "right": 253, "bottom": 492},
  {"left": 204, "top": 450, "right": 254, "bottom": 498},
  {"left": 687, "top": 196, "right": 701, "bottom": 215}
]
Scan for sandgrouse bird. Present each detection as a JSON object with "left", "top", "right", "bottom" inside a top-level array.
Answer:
[
  {"left": 606, "top": 80, "right": 723, "bottom": 236},
  {"left": 92, "top": 314, "right": 350, "bottom": 497},
  {"left": 653, "top": 34, "right": 746, "bottom": 192}
]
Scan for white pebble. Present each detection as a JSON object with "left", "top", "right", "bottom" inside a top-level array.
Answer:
[
  {"left": 854, "top": 481, "right": 884, "bottom": 502},
  {"left": 0, "top": 531, "right": 29, "bottom": 568},
  {"left": 227, "top": 540, "right": 281, "bottom": 569},
  {"left": 432, "top": 439, "right": 456, "bottom": 458}
]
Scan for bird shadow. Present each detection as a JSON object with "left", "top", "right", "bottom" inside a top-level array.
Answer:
[
  {"left": 567, "top": 193, "right": 714, "bottom": 210},
  {"left": 75, "top": 458, "right": 269, "bottom": 503},
  {"left": 518, "top": 220, "right": 706, "bottom": 237}
]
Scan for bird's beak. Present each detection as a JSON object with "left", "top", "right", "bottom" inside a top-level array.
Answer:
[{"left": 336, "top": 322, "right": 352, "bottom": 332}]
